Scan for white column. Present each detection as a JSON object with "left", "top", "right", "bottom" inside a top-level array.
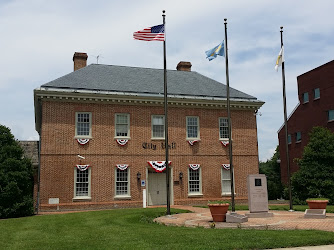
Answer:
[{"left": 143, "top": 189, "right": 146, "bottom": 208}]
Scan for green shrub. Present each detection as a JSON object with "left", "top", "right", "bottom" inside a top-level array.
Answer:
[{"left": 291, "top": 127, "right": 334, "bottom": 205}]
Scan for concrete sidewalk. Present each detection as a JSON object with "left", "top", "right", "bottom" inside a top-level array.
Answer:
[{"left": 155, "top": 205, "right": 334, "bottom": 231}]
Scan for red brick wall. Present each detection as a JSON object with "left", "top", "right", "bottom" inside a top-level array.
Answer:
[
  {"left": 279, "top": 60, "right": 334, "bottom": 184},
  {"left": 39, "top": 100, "right": 259, "bottom": 210}
]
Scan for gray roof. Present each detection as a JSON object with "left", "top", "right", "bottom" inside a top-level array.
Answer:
[{"left": 42, "top": 64, "right": 257, "bottom": 100}]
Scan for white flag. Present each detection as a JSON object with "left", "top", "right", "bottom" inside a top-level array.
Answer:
[{"left": 275, "top": 46, "right": 284, "bottom": 71}]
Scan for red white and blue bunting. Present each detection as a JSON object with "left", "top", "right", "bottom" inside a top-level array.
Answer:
[
  {"left": 76, "top": 165, "right": 90, "bottom": 171},
  {"left": 222, "top": 164, "right": 230, "bottom": 170},
  {"left": 148, "top": 161, "right": 171, "bottom": 173},
  {"left": 221, "top": 140, "right": 229, "bottom": 147},
  {"left": 77, "top": 139, "right": 90, "bottom": 145},
  {"left": 116, "top": 139, "right": 128, "bottom": 146},
  {"left": 188, "top": 140, "right": 199, "bottom": 146},
  {"left": 116, "top": 164, "right": 128, "bottom": 171},
  {"left": 189, "top": 164, "right": 200, "bottom": 171}
]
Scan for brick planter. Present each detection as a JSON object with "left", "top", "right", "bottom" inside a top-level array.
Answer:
[
  {"left": 208, "top": 203, "right": 230, "bottom": 222},
  {"left": 306, "top": 200, "right": 329, "bottom": 209}
]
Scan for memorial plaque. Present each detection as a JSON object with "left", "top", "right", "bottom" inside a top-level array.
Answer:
[
  {"left": 49, "top": 198, "right": 59, "bottom": 204},
  {"left": 247, "top": 174, "right": 269, "bottom": 213}
]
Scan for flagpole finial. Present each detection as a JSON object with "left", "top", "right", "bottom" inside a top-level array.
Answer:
[
  {"left": 224, "top": 18, "right": 227, "bottom": 23},
  {"left": 280, "top": 26, "right": 283, "bottom": 31},
  {"left": 162, "top": 10, "right": 165, "bottom": 16}
]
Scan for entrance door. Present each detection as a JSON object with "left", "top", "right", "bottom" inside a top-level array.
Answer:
[{"left": 148, "top": 170, "right": 167, "bottom": 206}]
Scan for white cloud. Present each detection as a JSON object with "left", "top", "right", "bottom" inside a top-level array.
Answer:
[{"left": 1, "top": 0, "right": 334, "bottom": 161}]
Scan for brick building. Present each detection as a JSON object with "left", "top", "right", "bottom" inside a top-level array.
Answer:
[
  {"left": 278, "top": 60, "right": 334, "bottom": 184},
  {"left": 34, "top": 52, "right": 264, "bottom": 210}
]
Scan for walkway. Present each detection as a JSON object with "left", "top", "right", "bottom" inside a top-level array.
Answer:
[{"left": 154, "top": 205, "right": 334, "bottom": 232}]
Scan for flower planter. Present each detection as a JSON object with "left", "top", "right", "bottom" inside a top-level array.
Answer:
[
  {"left": 208, "top": 203, "right": 230, "bottom": 222},
  {"left": 306, "top": 200, "right": 329, "bottom": 209}
]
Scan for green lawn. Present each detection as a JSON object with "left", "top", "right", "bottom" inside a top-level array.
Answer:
[{"left": 1, "top": 208, "right": 334, "bottom": 249}]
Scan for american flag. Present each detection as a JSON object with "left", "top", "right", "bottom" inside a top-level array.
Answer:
[{"left": 133, "top": 24, "right": 165, "bottom": 41}]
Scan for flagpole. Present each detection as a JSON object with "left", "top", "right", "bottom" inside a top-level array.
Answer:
[
  {"left": 224, "top": 18, "right": 235, "bottom": 212},
  {"left": 162, "top": 10, "right": 171, "bottom": 215},
  {"left": 280, "top": 26, "right": 293, "bottom": 211}
]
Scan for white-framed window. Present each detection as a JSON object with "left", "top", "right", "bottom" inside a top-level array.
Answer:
[
  {"left": 314, "top": 88, "right": 320, "bottom": 100},
  {"left": 221, "top": 167, "right": 234, "bottom": 195},
  {"left": 115, "top": 167, "right": 130, "bottom": 198},
  {"left": 219, "top": 117, "right": 230, "bottom": 140},
  {"left": 302, "top": 92, "right": 309, "bottom": 103},
  {"left": 115, "top": 113, "right": 130, "bottom": 138},
  {"left": 296, "top": 131, "right": 302, "bottom": 142},
  {"left": 188, "top": 167, "right": 202, "bottom": 196},
  {"left": 186, "top": 116, "right": 200, "bottom": 139},
  {"left": 152, "top": 115, "right": 165, "bottom": 139},
  {"left": 328, "top": 110, "right": 334, "bottom": 122},
  {"left": 75, "top": 112, "right": 92, "bottom": 138},
  {"left": 74, "top": 168, "right": 91, "bottom": 199}
]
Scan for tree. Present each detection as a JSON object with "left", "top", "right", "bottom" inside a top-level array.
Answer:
[
  {"left": 0, "top": 125, "right": 34, "bottom": 218},
  {"left": 259, "top": 146, "right": 283, "bottom": 200},
  {"left": 291, "top": 127, "right": 334, "bottom": 204}
]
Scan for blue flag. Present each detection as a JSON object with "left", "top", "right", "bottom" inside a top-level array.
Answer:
[{"left": 205, "top": 41, "right": 224, "bottom": 61}]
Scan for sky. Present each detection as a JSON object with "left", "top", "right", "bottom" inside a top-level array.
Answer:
[{"left": 1, "top": 0, "right": 334, "bottom": 161}]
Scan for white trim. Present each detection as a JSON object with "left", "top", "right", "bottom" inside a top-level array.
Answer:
[
  {"left": 186, "top": 116, "right": 200, "bottom": 140},
  {"left": 219, "top": 117, "right": 231, "bottom": 140},
  {"left": 34, "top": 88, "right": 264, "bottom": 133},
  {"left": 151, "top": 115, "right": 165, "bottom": 139},
  {"left": 75, "top": 112, "right": 92, "bottom": 138},
  {"left": 114, "top": 166, "right": 131, "bottom": 198},
  {"left": 73, "top": 167, "right": 91, "bottom": 200},
  {"left": 115, "top": 113, "right": 130, "bottom": 138},
  {"left": 221, "top": 166, "right": 235, "bottom": 196},
  {"left": 277, "top": 103, "right": 300, "bottom": 133},
  {"left": 188, "top": 166, "right": 202, "bottom": 196},
  {"left": 34, "top": 88, "right": 264, "bottom": 109}
]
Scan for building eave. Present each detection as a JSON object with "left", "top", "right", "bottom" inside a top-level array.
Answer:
[
  {"left": 34, "top": 87, "right": 265, "bottom": 133},
  {"left": 277, "top": 102, "right": 300, "bottom": 134}
]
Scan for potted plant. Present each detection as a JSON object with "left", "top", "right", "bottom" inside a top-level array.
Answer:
[
  {"left": 306, "top": 198, "right": 329, "bottom": 209},
  {"left": 208, "top": 201, "right": 230, "bottom": 222}
]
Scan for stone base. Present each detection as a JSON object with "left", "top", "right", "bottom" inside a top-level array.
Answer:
[
  {"left": 245, "top": 212, "right": 274, "bottom": 218},
  {"left": 226, "top": 212, "right": 248, "bottom": 223},
  {"left": 304, "top": 209, "right": 326, "bottom": 219}
]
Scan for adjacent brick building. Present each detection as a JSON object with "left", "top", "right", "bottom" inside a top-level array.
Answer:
[
  {"left": 278, "top": 60, "right": 334, "bottom": 184},
  {"left": 34, "top": 52, "right": 264, "bottom": 211}
]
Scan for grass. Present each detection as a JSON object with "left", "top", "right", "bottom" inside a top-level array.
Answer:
[{"left": 1, "top": 208, "right": 334, "bottom": 249}]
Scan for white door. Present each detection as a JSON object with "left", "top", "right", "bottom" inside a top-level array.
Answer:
[{"left": 148, "top": 171, "right": 167, "bottom": 206}]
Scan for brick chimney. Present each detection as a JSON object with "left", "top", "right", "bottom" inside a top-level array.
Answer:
[
  {"left": 176, "top": 61, "right": 192, "bottom": 72},
  {"left": 73, "top": 52, "right": 88, "bottom": 71}
]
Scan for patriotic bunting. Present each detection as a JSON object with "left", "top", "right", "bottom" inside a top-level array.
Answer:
[
  {"left": 148, "top": 161, "right": 171, "bottom": 173},
  {"left": 116, "top": 139, "right": 128, "bottom": 146},
  {"left": 189, "top": 164, "right": 200, "bottom": 171},
  {"left": 116, "top": 164, "right": 128, "bottom": 171},
  {"left": 188, "top": 140, "right": 199, "bottom": 146},
  {"left": 221, "top": 140, "right": 229, "bottom": 147},
  {"left": 222, "top": 164, "right": 230, "bottom": 170},
  {"left": 77, "top": 139, "right": 90, "bottom": 145},
  {"left": 76, "top": 165, "right": 90, "bottom": 171}
]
